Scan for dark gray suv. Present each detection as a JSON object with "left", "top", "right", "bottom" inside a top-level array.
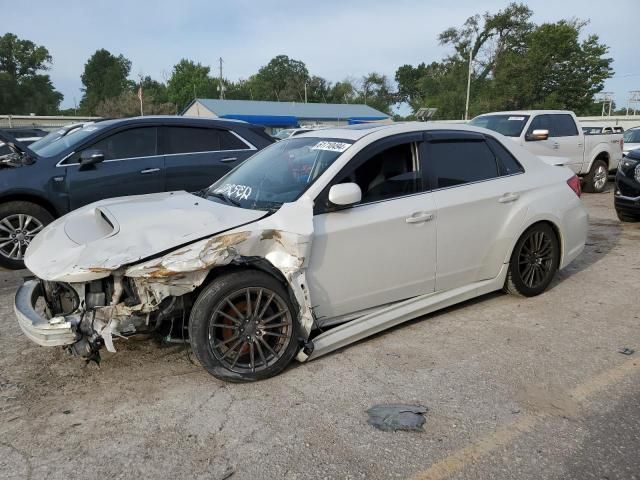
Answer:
[{"left": 0, "top": 116, "right": 273, "bottom": 269}]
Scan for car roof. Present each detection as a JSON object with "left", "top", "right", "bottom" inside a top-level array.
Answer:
[
  {"left": 474, "top": 110, "right": 574, "bottom": 117},
  {"left": 295, "top": 121, "right": 491, "bottom": 141},
  {"left": 88, "top": 116, "right": 249, "bottom": 129}
]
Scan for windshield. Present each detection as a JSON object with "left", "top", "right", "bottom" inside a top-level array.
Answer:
[
  {"left": 207, "top": 137, "right": 353, "bottom": 211},
  {"left": 29, "top": 124, "right": 88, "bottom": 154},
  {"left": 469, "top": 114, "right": 530, "bottom": 137},
  {"left": 623, "top": 129, "right": 640, "bottom": 143},
  {"left": 31, "top": 123, "right": 106, "bottom": 157}
]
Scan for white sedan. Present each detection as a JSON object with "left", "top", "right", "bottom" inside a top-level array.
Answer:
[{"left": 15, "top": 123, "right": 588, "bottom": 382}]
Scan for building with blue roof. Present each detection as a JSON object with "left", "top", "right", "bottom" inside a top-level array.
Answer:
[{"left": 181, "top": 98, "right": 390, "bottom": 133}]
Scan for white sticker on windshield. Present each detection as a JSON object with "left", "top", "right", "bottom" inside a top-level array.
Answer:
[
  {"left": 311, "top": 141, "right": 351, "bottom": 153},
  {"left": 214, "top": 183, "right": 252, "bottom": 200},
  {"left": 84, "top": 126, "right": 98, "bottom": 132},
  {"left": 508, "top": 116, "right": 525, "bottom": 121}
]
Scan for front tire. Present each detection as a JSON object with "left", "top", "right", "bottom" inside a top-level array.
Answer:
[
  {"left": 0, "top": 201, "right": 54, "bottom": 270},
  {"left": 189, "top": 270, "right": 301, "bottom": 382},
  {"left": 505, "top": 223, "right": 560, "bottom": 297},
  {"left": 616, "top": 210, "right": 639, "bottom": 223},
  {"left": 583, "top": 159, "right": 608, "bottom": 193}
]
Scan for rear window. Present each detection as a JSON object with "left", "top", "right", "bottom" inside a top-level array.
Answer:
[
  {"left": 429, "top": 140, "right": 499, "bottom": 188},
  {"left": 165, "top": 127, "right": 221, "bottom": 154},
  {"left": 469, "top": 115, "right": 530, "bottom": 137}
]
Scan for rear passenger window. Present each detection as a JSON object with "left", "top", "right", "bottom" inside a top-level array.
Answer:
[
  {"left": 485, "top": 137, "right": 525, "bottom": 175},
  {"left": 219, "top": 130, "right": 250, "bottom": 150},
  {"left": 165, "top": 127, "right": 221, "bottom": 154},
  {"left": 552, "top": 115, "right": 579, "bottom": 137},
  {"left": 429, "top": 140, "right": 499, "bottom": 188}
]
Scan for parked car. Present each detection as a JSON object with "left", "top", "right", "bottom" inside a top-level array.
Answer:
[
  {"left": 272, "top": 126, "right": 326, "bottom": 140},
  {"left": 14, "top": 122, "right": 588, "bottom": 381},
  {"left": 614, "top": 148, "right": 640, "bottom": 222},
  {"left": 0, "top": 128, "right": 47, "bottom": 155},
  {"left": 470, "top": 110, "right": 623, "bottom": 193},
  {"left": 0, "top": 116, "right": 273, "bottom": 269},
  {"left": 622, "top": 126, "right": 640, "bottom": 156}
]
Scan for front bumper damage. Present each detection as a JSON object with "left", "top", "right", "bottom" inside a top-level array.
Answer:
[
  {"left": 14, "top": 280, "right": 77, "bottom": 347},
  {"left": 16, "top": 198, "right": 317, "bottom": 361}
]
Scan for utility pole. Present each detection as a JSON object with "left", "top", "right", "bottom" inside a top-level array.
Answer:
[
  {"left": 138, "top": 74, "right": 144, "bottom": 116},
  {"left": 464, "top": 41, "right": 473, "bottom": 121},
  {"left": 304, "top": 82, "right": 308, "bottom": 103},
  {"left": 218, "top": 57, "right": 224, "bottom": 100}
]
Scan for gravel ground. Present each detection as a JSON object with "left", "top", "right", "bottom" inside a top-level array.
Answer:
[{"left": 0, "top": 187, "right": 638, "bottom": 480}]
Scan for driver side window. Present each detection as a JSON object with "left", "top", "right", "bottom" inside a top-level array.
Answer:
[
  {"left": 64, "top": 127, "right": 158, "bottom": 164},
  {"left": 337, "top": 141, "right": 424, "bottom": 204}
]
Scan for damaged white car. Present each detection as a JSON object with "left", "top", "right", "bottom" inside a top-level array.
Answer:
[{"left": 15, "top": 123, "right": 588, "bottom": 382}]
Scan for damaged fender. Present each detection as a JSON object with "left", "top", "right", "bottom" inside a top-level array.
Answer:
[{"left": 80, "top": 196, "right": 315, "bottom": 354}]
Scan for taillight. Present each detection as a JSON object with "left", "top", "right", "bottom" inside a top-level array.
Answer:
[
  {"left": 620, "top": 138, "right": 624, "bottom": 150},
  {"left": 567, "top": 175, "right": 581, "bottom": 197}
]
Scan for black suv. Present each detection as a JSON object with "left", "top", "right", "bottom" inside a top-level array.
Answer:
[
  {"left": 615, "top": 148, "right": 640, "bottom": 222},
  {"left": 0, "top": 116, "right": 273, "bottom": 269}
]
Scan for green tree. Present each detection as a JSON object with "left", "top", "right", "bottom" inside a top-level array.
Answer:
[
  {"left": 395, "top": 3, "right": 613, "bottom": 119},
  {"left": 166, "top": 59, "right": 219, "bottom": 111},
  {"left": 0, "top": 33, "right": 62, "bottom": 114},
  {"left": 80, "top": 49, "right": 132, "bottom": 115},
  {"left": 252, "top": 55, "right": 309, "bottom": 101},
  {"left": 356, "top": 72, "right": 396, "bottom": 114}
]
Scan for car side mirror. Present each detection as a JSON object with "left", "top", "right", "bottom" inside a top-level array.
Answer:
[
  {"left": 525, "top": 129, "right": 549, "bottom": 141},
  {"left": 79, "top": 149, "right": 105, "bottom": 170},
  {"left": 328, "top": 183, "right": 362, "bottom": 208}
]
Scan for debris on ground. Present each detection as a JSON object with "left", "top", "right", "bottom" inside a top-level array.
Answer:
[
  {"left": 618, "top": 347, "right": 635, "bottom": 356},
  {"left": 366, "top": 404, "right": 428, "bottom": 432}
]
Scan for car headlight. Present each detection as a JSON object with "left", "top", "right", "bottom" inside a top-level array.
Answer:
[
  {"left": 620, "top": 157, "right": 638, "bottom": 172},
  {"left": 635, "top": 163, "right": 640, "bottom": 183}
]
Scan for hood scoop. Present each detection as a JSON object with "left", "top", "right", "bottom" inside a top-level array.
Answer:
[{"left": 64, "top": 207, "right": 119, "bottom": 244}]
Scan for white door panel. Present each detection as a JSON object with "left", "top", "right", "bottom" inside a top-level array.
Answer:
[
  {"left": 432, "top": 176, "right": 528, "bottom": 292},
  {"left": 308, "top": 193, "right": 437, "bottom": 320}
]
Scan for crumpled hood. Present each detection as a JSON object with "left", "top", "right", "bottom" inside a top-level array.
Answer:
[{"left": 25, "top": 191, "right": 266, "bottom": 282}]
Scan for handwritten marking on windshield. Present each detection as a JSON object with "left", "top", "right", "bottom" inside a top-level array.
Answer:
[{"left": 215, "top": 183, "right": 252, "bottom": 200}]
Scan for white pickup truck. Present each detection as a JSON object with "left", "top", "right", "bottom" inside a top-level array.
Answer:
[{"left": 470, "top": 110, "right": 624, "bottom": 193}]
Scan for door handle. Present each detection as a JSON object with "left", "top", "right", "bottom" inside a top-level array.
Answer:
[
  {"left": 406, "top": 212, "right": 434, "bottom": 224},
  {"left": 498, "top": 192, "right": 520, "bottom": 203},
  {"left": 552, "top": 142, "right": 560, "bottom": 149},
  {"left": 140, "top": 168, "right": 160, "bottom": 174},
  {"left": 220, "top": 157, "right": 237, "bottom": 163}
]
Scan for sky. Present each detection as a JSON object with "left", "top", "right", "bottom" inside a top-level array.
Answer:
[{"left": 2, "top": 0, "right": 638, "bottom": 113}]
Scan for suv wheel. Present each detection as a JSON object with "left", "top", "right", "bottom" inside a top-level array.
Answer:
[{"left": 0, "top": 202, "right": 54, "bottom": 270}]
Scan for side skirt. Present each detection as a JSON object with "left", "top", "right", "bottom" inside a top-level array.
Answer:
[{"left": 296, "top": 264, "right": 508, "bottom": 362}]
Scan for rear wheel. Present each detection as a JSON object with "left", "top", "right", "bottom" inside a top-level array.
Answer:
[
  {"left": 189, "top": 270, "right": 300, "bottom": 382},
  {"left": 505, "top": 223, "right": 560, "bottom": 297},
  {"left": 0, "top": 201, "right": 54, "bottom": 270},
  {"left": 583, "top": 159, "right": 608, "bottom": 193}
]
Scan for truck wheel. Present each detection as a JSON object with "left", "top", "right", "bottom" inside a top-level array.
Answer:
[
  {"left": 583, "top": 159, "right": 608, "bottom": 193},
  {"left": 189, "top": 270, "right": 301, "bottom": 382},
  {"left": 504, "top": 223, "right": 560, "bottom": 297},
  {"left": 0, "top": 202, "right": 54, "bottom": 270}
]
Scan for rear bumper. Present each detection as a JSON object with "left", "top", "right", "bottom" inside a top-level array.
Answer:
[{"left": 14, "top": 280, "right": 77, "bottom": 347}]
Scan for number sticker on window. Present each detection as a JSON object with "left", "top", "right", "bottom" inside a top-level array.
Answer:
[{"left": 311, "top": 141, "right": 351, "bottom": 153}]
